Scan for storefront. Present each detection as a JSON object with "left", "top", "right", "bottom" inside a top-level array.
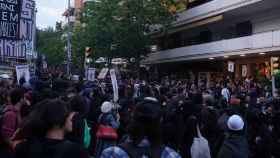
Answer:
[{"left": 233, "top": 56, "right": 271, "bottom": 79}]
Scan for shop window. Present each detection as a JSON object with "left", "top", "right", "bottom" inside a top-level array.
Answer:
[
  {"left": 199, "top": 30, "right": 212, "bottom": 43},
  {"left": 188, "top": 0, "right": 213, "bottom": 9},
  {"left": 236, "top": 21, "right": 253, "bottom": 37}
]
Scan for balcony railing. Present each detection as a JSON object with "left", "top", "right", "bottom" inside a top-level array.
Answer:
[
  {"left": 175, "top": 0, "right": 262, "bottom": 26},
  {"left": 145, "top": 30, "right": 280, "bottom": 63}
]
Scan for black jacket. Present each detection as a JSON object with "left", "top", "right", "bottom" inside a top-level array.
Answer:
[{"left": 218, "top": 134, "right": 249, "bottom": 158}]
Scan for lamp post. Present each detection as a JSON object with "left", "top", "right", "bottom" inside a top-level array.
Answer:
[{"left": 66, "top": 0, "right": 72, "bottom": 76}]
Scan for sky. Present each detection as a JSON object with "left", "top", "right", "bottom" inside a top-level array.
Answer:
[{"left": 36, "top": 0, "right": 74, "bottom": 29}]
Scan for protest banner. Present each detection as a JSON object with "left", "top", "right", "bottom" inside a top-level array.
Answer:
[
  {"left": 86, "top": 68, "right": 95, "bottom": 81},
  {"left": 16, "top": 65, "right": 30, "bottom": 84},
  {"left": 98, "top": 68, "right": 109, "bottom": 79},
  {"left": 110, "top": 69, "right": 119, "bottom": 102},
  {"left": 0, "top": 0, "right": 21, "bottom": 40}
]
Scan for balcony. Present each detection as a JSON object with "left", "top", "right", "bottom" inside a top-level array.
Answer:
[
  {"left": 175, "top": 0, "right": 262, "bottom": 27},
  {"left": 145, "top": 30, "right": 280, "bottom": 64}
]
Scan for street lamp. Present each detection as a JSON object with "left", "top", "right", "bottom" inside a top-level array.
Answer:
[{"left": 66, "top": 0, "right": 72, "bottom": 76}]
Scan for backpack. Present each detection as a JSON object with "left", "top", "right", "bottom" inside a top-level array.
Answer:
[
  {"left": 119, "top": 143, "right": 164, "bottom": 158},
  {"left": 190, "top": 125, "right": 211, "bottom": 158},
  {"left": 83, "top": 119, "right": 91, "bottom": 148}
]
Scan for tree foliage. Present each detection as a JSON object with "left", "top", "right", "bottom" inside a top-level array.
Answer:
[
  {"left": 36, "top": 27, "right": 65, "bottom": 66},
  {"left": 76, "top": 0, "right": 175, "bottom": 63}
]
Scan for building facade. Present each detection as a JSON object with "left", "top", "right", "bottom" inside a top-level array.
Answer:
[
  {"left": 146, "top": 0, "right": 280, "bottom": 81},
  {"left": 72, "top": 0, "right": 93, "bottom": 24},
  {"left": 0, "top": 0, "right": 36, "bottom": 65}
]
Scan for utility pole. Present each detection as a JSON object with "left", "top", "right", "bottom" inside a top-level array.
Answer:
[{"left": 67, "top": 0, "right": 72, "bottom": 76}]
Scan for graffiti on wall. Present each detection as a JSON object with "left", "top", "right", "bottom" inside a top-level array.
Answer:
[{"left": 0, "top": 0, "right": 35, "bottom": 60}]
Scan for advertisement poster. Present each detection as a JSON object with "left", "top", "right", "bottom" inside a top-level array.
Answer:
[
  {"left": 242, "top": 65, "right": 247, "bottom": 77},
  {"left": 228, "top": 61, "right": 235, "bottom": 72}
]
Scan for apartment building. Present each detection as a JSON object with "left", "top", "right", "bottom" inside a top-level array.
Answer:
[
  {"left": 145, "top": 0, "right": 280, "bottom": 80},
  {"left": 73, "top": 0, "right": 93, "bottom": 24}
]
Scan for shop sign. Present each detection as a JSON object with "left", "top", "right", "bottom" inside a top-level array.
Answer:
[
  {"left": 228, "top": 61, "right": 235, "bottom": 72},
  {"left": 271, "top": 57, "right": 280, "bottom": 75}
]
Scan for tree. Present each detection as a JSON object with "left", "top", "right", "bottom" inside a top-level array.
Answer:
[
  {"left": 76, "top": 0, "right": 175, "bottom": 67},
  {"left": 36, "top": 27, "right": 65, "bottom": 66}
]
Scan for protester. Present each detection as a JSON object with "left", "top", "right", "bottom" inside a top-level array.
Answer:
[
  {"left": 101, "top": 98, "right": 181, "bottom": 158},
  {"left": 0, "top": 88, "right": 24, "bottom": 158},
  {"left": 66, "top": 95, "right": 89, "bottom": 146},
  {"left": 218, "top": 115, "right": 249, "bottom": 158},
  {"left": 221, "top": 84, "right": 231, "bottom": 103},
  {"left": 95, "top": 101, "right": 120, "bottom": 157},
  {"left": 14, "top": 99, "right": 89, "bottom": 158},
  {"left": 0, "top": 69, "right": 279, "bottom": 158}
]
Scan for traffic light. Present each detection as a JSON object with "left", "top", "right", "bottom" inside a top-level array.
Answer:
[
  {"left": 271, "top": 57, "right": 280, "bottom": 75},
  {"left": 85, "top": 47, "right": 92, "bottom": 58}
]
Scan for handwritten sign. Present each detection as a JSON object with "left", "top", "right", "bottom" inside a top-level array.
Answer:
[
  {"left": 0, "top": 0, "right": 21, "bottom": 40},
  {"left": 98, "top": 68, "right": 109, "bottom": 79},
  {"left": 16, "top": 64, "right": 30, "bottom": 84},
  {"left": 110, "top": 69, "right": 119, "bottom": 102}
]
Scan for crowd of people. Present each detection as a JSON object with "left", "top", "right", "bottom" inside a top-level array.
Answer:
[{"left": 0, "top": 71, "right": 280, "bottom": 158}]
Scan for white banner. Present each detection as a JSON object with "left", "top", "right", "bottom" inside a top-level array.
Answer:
[
  {"left": 86, "top": 68, "right": 96, "bottom": 81},
  {"left": 98, "top": 68, "right": 109, "bottom": 79},
  {"left": 110, "top": 69, "right": 119, "bottom": 102},
  {"left": 43, "top": 61, "right": 48, "bottom": 70},
  {"left": 16, "top": 65, "right": 30, "bottom": 84},
  {"left": 228, "top": 61, "right": 235, "bottom": 72}
]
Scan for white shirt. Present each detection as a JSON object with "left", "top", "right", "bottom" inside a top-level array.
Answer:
[{"left": 221, "top": 88, "right": 230, "bottom": 102}]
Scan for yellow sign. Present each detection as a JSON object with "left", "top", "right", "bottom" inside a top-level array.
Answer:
[{"left": 271, "top": 57, "right": 280, "bottom": 75}]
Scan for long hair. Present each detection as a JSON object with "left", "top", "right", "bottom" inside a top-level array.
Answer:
[{"left": 21, "top": 99, "right": 70, "bottom": 138}]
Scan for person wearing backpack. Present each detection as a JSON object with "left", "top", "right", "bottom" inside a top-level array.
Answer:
[
  {"left": 66, "top": 95, "right": 91, "bottom": 148},
  {"left": 95, "top": 101, "right": 120, "bottom": 157},
  {"left": 100, "top": 98, "right": 181, "bottom": 158},
  {"left": 14, "top": 99, "right": 89, "bottom": 158},
  {"left": 0, "top": 88, "right": 24, "bottom": 158}
]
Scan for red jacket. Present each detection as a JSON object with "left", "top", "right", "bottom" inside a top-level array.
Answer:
[{"left": 1, "top": 105, "right": 19, "bottom": 139}]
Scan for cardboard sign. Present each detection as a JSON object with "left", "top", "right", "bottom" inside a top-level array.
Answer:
[
  {"left": 98, "top": 68, "right": 109, "bottom": 79},
  {"left": 86, "top": 68, "right": 95, "bottom": 81},
  {"left": 16, "top": 65, "right": 30, "bottom": 84},
  {"left": 0, "top": 0, "right": 21, "bottom": 40},
  {"left": 110, "top": 69, "right": 119, "bottom": 102}
]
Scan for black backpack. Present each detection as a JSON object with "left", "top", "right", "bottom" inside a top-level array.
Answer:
[
  {"left": 26, "top": 139, "right": 74, "bottom": 158},
  {"left": 119, "top": 143, "right": 164, "bottom": 158}
]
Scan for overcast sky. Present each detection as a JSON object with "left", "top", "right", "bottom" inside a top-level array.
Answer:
[{"left": 36, "top": 0, "right": 74, "bottom": 29}]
